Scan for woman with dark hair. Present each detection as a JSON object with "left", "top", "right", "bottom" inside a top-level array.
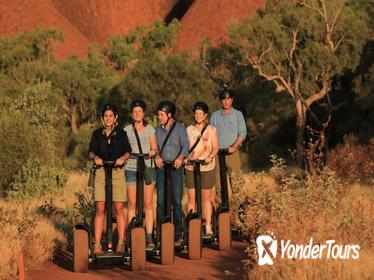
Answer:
[
  {"left": 185, "top": 101, "right": 218, "bottom": 238},
  {"left": 124, "top": 99, "right": 158, "bottom": 249},
  {"left": 88, "top": 103, "right": 131, "bottom": 254}
]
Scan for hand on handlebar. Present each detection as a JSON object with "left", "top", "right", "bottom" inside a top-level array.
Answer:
[
  {"left": 94, "top": 156, "right": 103, "bottom": 166},
  {"left": 204, "top": 156, "right": 213, "bottom": 164},
  {"left": 115, "top": 157, "right": 125, "bottom": 167},
  {"left": 148, "top": 150, "right": 157, "bottom": 158},
  {"left": 155, "top": 155, "right": 164, "bottom": 168},
  {"left": 228, "top": 146, "right": 237, "bottom": 154},
  {"left": 174, "top": 158, "right": 183, "bottom": 169}
]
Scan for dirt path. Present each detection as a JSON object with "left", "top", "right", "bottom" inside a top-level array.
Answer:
[{"left": 28, "top": 241, "right": 247, "bottom": 280}]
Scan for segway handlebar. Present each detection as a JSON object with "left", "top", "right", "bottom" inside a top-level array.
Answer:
[
  {"left": 131, "top": 153, "right": 150, "bottom": 159},
  {"left": 162, "top": 160, "right": 175, "bottom": 166},
  {"left": 185, "top": 159, "right": 207, "bottom": 165},
  {"left": 95, "top": 160, "right": 124, "bottom": 168},
  {"left": 219, "top": 149, "right": 232, "bottom": 155}
]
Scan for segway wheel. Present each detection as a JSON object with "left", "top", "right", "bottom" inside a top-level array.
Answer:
[
  {"left": 130, "top": 227, "right": 146, "bottom": 271},
  {"left": 161, "top": 223, "right": 174, "bottom": 265},
  {"left": 188, "top": 219, "right": 202, "bottom": 260},
  {"left": 218, "top": 212, "right": 231, "bottom": 251},
  {"left": 73, "top": 229, "right": 89, "bottom": 273}
]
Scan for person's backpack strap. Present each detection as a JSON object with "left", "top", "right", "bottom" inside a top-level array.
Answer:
[
  {"left": 159, "top": 122, "right": 177, "bottom": 157},
  {"left": 133, "top": 124, "right": 143, "bottom": 154},
  {"left": 189, "top": 125, "right": 208, "bottom": 154}
]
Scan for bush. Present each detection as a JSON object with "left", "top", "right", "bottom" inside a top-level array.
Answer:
[
  {"left": 6, "top": 158, "right": 66, "bottom": 200},
  {"left": 232, "top": 156, "right": 374, "bottom": 280},
  {"left": 0, "top": 82, "right": 65, "bottom": 197},
  {"left": 0, "top": 203, "right": 66, "bottom": 280},
  {"left": 328, "top": 135, "right": 374, "bottom": 184}
]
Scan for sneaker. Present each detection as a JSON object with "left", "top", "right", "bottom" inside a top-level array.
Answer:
[
  {"left": 204, "top": 224, "right": 213, "bottom": 238},
  {"left": 146, "top": 238, "right": 155, "bottom": 250},
  {"left": 174, "top": 236, "right": 184, "bottom": 247},
  {"left": 93, "top": 242, "right": 103, "bottom": 254},
  {"left": 116, "top": 240, "right": 125, "bottom": 254}
]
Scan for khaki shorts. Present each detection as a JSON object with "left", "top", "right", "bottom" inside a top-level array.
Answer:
[
  {"left": 185, "top": 169, "right": 215, "bottom": 189},
  {"left": 94, "top": 167, "right": 127, "bottom": 202},
  {"left": 214, "top": 151, "right": 241, "bottom": 203}
]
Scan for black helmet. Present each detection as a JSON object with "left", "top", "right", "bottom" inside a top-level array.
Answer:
[
  {"left": 101, "top": 103, "right": 118, "bottom": 118},
  {"left": 129, "top": 99, "right": 146, "bottom": 112},
  {"left": 193, "top": 101, "right": 209, "bottom": 114},
  {"left": 157, "top": 101, "right": 176, "bottom": 116},
  {"left": 218, "top": 87, "right": 234, "bottom": 100}
]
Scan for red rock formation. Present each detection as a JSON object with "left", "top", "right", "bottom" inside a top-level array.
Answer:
[
  {"left": 0, "top": 0, "right": 90, "bottom": 59},
  {"left": 174, "top": 0, "right": 265, "bottom": 52},
  {"left": 0, "top": 0, "right": 175, "bottom": 59},
  {"left": 51, "top": 0, "right": 175, "bottom": 42}
]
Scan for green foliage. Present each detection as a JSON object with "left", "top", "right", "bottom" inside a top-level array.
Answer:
[
  {"left": 6, "top": 158, "right": 66, "bottom": 200},
  {"left": 121, "top": 53, "right": 219, "bottom": 124},
  {"left": 230, "top": 0, "right": 367, "bottom": 99},
  {"left": 49, "top": 51, "right": 119, "bottom": 132},
  {"left": 106, "top": 20, "right": 179, "bottom": 71},
  {"left": 0, "top": 28, "right": 63, "bottom": 73},
  {"left": 0, "top": 82, "right": 64, "bottom": 197}
]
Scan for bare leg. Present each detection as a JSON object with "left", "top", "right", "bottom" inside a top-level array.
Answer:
[
  {"left": 202, "top": 189, "right": 212, "bottom": 227},
  {"left": 188, "top": 188, "right": 196, "bottom": 212},
  {"left": 144, "top": 184, "right": 154, "bottom": 235},
  {"left": 114, "top": 202, "right": 126, "bottom": 242},
  {"left": 127, "top": 185, "right": 136, "bottom": 224},
  {"left": 94, "top": 201, "right": 105, "bottom": 245}
]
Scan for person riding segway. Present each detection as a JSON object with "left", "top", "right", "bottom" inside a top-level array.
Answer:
[
  {"left": 124, "top": 99, "right": 158, "bottom": 270},
  {"left": 74, "top": 103, "right": 131, "bottom": 272},
  {"left": 155, "top": 101, "right": 189, "bottom": 264},
  {"left": 210, "top": 87, "right": 247, "bottom": 249},
  {"left": 124, "top": 99, "right": 157, "bottom": 251},
  {"left": 183, "top": 102, "right": 219, "bottom": 259}
]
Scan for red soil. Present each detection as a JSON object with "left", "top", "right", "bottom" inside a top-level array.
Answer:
[{"left": 174, "top": 0, "right": 265, "bottom": 52}]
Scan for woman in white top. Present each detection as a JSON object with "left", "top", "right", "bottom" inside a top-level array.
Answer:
[
  {"left": 185, "top": 101, "right": 218, "bottom": 237},
  {"left": 124, "top": 99, "right": 158, "bottom": 249}
]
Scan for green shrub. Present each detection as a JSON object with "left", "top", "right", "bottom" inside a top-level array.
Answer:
[{"left": 6, "top": 158, "right": 66, "bottom": 200}]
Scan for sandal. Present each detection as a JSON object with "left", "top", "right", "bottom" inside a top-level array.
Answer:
[
  {"left": 116, "top": 240, "right": 126, "bottom": 254},
  {"left": 93, "top": 242, "right": 103, "bottom": 254}
]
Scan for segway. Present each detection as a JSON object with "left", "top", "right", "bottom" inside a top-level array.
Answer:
[
  {"left": 182, "top": 159, "right": 204, "bottom": 260},
  {"left": 73, "top": 161, "right": 126, "bottom": 273},
  {"left": 125, "top": 153, "right": 149, "bottom": 271},
  {"left": 213, "top": 149, "right": 232, "bottom": 251},
  {"left": 154, "top": 161, "right": 175, "bottom": 265}
]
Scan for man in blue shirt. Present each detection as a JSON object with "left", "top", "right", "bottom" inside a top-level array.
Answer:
[
  {"left": 210, "top": 88, "right": 247, "bottom": 219},
  {"left": 155, "top": 101, "right": 189, "bottom": 245}
]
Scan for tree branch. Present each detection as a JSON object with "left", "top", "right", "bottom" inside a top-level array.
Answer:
[{"left": 306, "top": 82, "right": 330, "bottom": 107}]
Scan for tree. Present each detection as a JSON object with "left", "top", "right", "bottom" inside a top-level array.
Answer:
[
  {"left": 229, "top": 0, "right": 367, "bottom": 168},
  {"left": 50, "top": 47, "right": 119, "bottom": 133}
]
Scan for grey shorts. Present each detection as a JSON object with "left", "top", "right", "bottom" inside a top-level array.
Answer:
[{"left": 185, "top": 169, "right": 215, "bottom": 189}]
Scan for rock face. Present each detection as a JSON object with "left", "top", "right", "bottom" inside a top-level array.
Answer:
[
  {"left": 51, "top": 0, "right": 175, "bottom": 42},
  {"left": 0, "top": 0, "right": 175, "bottom": 59},
  {"left": 0, "top": 0, "right": 264, "bottom": 59},
  {"left": 0, "top": 0, "right": 90, "bottom": 59},
  {"left": 174, "top": 0, "right": 265, "bottom": 52}
]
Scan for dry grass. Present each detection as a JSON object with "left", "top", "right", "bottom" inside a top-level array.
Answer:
[
  {"left": 232, "top": 159, "right": 374, "bottom": 280},
  {"left": 0, "top": 172, "right": 89, "bottom": 280},
  {"left": 0, "top": 201, "right": 66, "bottom": 280},
  {"left": 1, "top": 166, "right": 373, "bottom": 280}
]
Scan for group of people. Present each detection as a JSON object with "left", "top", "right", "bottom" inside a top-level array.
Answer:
[{"left": 88, "top": 87, "right": 247, "bottom": 254}]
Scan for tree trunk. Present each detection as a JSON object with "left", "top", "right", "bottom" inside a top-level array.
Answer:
[{"left": 295, "top": 99, "right": 306, "bottom": 169}]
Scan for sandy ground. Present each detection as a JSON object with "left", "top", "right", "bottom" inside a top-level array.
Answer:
[{"left": 27, "top": 240, "right": 247, "bottom": 280}]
